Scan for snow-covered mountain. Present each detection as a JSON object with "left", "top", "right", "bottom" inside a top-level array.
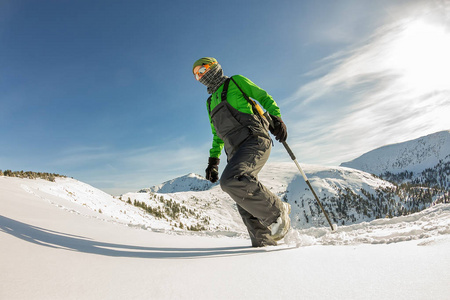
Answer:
[
  {"left": 140, "top": 173, "right": 214, "bottom": 193},
  {"left": 2, "top": 131, "right": 448, "bottom": 235},
  {"left": 126, "top": 161, "right": 421, "bottom": 230},
  {"left": 1, "top": 163, "right": 398, "bottom": 233},
  {"left": 341, "top": 130, "right": 450, "bottom": 175},
  {"left": 4, "top": 158, "right": 446, "bottom": 235},
  {"left": 2, "top": 172, "right": 449, "bottom": 243}
]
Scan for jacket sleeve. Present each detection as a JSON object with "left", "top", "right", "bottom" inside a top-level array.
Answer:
[
  {"left": 232, "top": 75, "right": 282, "bottom": 118},
  {"left": 207, "top": 101, "right": 224, "bottom": 158}
]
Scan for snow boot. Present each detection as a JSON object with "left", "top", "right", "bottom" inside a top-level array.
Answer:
[{"left": 269, "top": 202, "right": 291, "bottom": 241}]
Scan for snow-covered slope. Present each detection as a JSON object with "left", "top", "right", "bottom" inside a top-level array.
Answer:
[
  {"left": 4, "top": 157, "right": 446, "bottom": 240},
  {"left": 3, "top": 132, "right": 446, "bottom": 237},
  {"left": 1, "top": 174, "right": 449, "bottom": 299},
  {"left": 6, "top": 155, "right": 442, "bottom": 235},
  {"left": 10, "top": 176, "right": 175, "bottom": 230},
  {"left": 341, "top": 130, "right": 450, "bottom": 175},
  {"left": 2, "top": 174, "right": 449, "bottom": 246},
  {"left": 5, "top": 176, "right": 243, "bottom": 234},
  {"left": 1, "top": 160, "right": 401, "bottom": 235}
]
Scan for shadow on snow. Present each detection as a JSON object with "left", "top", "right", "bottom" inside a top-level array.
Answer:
[{"left": 0, "top": 215, "right": 289, "bottom": 259}]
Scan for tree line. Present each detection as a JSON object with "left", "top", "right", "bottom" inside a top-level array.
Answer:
[
  {"left": 1, "top": 169, "right": 66, "bottom": 182},
  {"left": 120, "top": 193, "right": 211, "bottom": 232}
]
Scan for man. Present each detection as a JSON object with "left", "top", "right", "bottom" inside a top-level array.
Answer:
[{"left": 193, "top": 57, "right": 291, "bottom": 247}]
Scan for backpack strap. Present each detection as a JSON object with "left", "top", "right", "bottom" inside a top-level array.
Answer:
[
  {"left": 230, "top": 77, "right": 266, "bottom": 125},
  {"left": 208, "top": 76, "right": 266, "bottom": 126},
  {"left": 207, "top": 95, "right": 212, "bottom": 115},
  {"left": 207, "top": 78, "right": 231, "bottom": 115},
  {"left": 221, "top": 78, "right": 231, "bottom": 103}
]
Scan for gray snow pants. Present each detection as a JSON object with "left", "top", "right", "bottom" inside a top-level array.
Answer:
[
  {"left": 210, "top": 96, "right": 283, "bottom": 247},
  {"left": 220, "top": 135, "right": 283, "bottom": 247}
]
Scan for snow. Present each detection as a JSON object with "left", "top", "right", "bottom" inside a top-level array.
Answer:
[
  {"left": 116, "top": 162, "right": 402, "bottom": 231},
  {"left": 1, "top": 175, "right": 449, "bottom": 299},
  {"left": 341, "top": 130, "right": 450, "bottom": 175},
  {"left": 141, "top": 173, "right": 214, "bottom": 193},
  {"left": 296, "top": 203, "right": 450, "bottom": 245}
]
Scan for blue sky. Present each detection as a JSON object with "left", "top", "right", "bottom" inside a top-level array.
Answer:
[{"left": 1, "top": 0, "right": 449, "bottom": 195}]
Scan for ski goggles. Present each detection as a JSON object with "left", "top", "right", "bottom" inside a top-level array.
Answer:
[{"left": 193, "top": 61, "right": 217, "bottom": 80}]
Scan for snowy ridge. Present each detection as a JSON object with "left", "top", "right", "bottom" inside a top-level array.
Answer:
[
  {"left": 0, "top": 162, "right": 413, "bottom": 235},
  {"left": 7, "top": 176, "right": 246, "bottom": 234},
  {"left": 2, "top": 131, "right": 448, "bottom": 239},
  {"left": 3, "top": 174, "right": 449, "bottom": 248},
  {"left": 140, "top": 173, "right": 214, "bottom": 193},
  {"left": 341, "top": 130, "right": 450, "bottom": 175},
  {"left": 14, "top": 177, "right": 175, "bottom": 231},
  {"left": 7, "top": 160, "right": 445, "bottom": 236},
  {"left": 5, "top": 162, "right": 447, "bottom": 239}
]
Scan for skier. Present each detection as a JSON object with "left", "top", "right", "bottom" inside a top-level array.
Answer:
[{"left": 193, "top": 57, "right": 291, "bottom": 247}]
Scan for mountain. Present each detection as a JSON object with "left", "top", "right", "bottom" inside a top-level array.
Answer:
[
  {"left": 2, "top": 132, "right": 448, "bottom": 234},
  {"left": 126, "top": 162, "right": 405, "bottom": 230},
  {"left": 1, "top": 163, "right": 399, "bottom": 233},
  {"left": 4, "top": 154, "right": 445, "bottom": 234},
  {"left": 2, "top": 163, "right": 446, "bottom": 233},
  {"left": 341, "top": 130, "right": 450, "bottom": 192},
  {"left": 140, "top": 173, "right": 214, "bottom": 193},
  {"left": 341, "top": 130, "right": 450, "bottom": 175}
]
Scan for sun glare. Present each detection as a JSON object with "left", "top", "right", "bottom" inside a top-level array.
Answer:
[{"left": 386, "top": 19, "right": 450, "bottom": 93}]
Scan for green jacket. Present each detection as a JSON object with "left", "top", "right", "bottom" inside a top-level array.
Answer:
[{"left": 207, "top": 75, "right": 282, "bottom": 158}]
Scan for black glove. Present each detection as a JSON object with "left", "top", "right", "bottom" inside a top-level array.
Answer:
[
  {"left": 205, "top": 157, "right": 220, "bottom": 183},
  {"left": 269, "top": 114, "right": 287, "bottom": 142}
]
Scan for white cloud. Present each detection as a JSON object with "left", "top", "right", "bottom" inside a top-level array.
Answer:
[{"left": 281, "top": 4, "right": 450, "bottom": 166}]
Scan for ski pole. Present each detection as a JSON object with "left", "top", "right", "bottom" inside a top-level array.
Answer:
[{"left": 264, "top": 112, "right": 336, "bottom": 231}]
